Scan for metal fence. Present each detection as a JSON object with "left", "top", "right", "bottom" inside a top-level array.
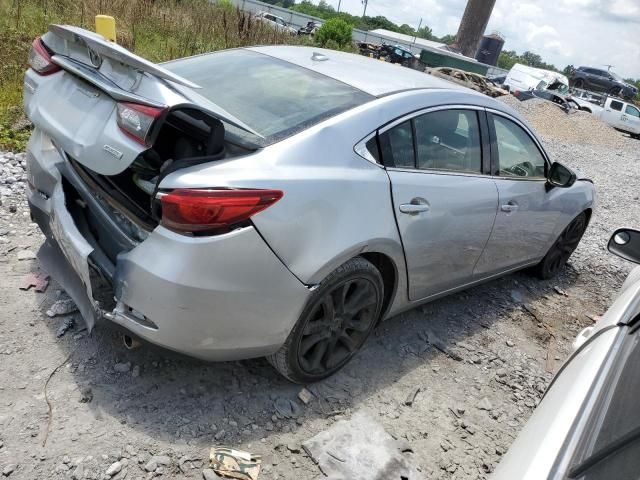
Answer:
[{"left": 224, "top": 0, "right": 508, "bottom": 76}]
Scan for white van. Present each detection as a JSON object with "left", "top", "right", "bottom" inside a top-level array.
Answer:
[{"left": 504, "top": 63, "right": 569, "bottom": 93}]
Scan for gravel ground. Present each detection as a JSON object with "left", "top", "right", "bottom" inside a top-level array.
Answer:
[{"left": 1, "top": 98, "right": 639, "bottom": 480}]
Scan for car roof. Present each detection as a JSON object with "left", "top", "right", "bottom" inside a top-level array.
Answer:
[{"left": 247, "top": 45, "right": 465, "bottom": 97}]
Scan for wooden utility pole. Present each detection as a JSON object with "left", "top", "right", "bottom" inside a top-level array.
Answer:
[
  {"left": 362, "top": 0, "right": 368, "bottom": 18},
  {"left": 455, "top": 0, "right": 496, "bottom": 57}
]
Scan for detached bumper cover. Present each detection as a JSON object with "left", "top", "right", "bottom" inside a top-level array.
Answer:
[{"left": 26, "top": 130, "right": 311, "bottom": 361}]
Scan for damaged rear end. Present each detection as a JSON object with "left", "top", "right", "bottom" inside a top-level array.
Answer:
[{"left": 24, "top": 25, "right": 310, "bottom": 359}]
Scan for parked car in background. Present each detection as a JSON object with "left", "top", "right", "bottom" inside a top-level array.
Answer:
[
  {"left": 24, "top": 25, "right": 594, "bottom": 383},
  {"left": 570, "top": 66, "right": 638, "bottom": 100},
  {"left": 357, "top": 42, "right": 417, "bottom": 68},
  {"left": 493, "top": 228, "right": 640, "bottom": 480},
  {"left": 570, "top": 95, "right": 640, "bottom": 139},
  {"left": 297, "top": 20, "right": 322, "bottom": 36},
  {"left": 487, "top": 74, "right": 507, "bottom": 87},
  {"left": 254, "top": 11, "right": 297, "bottom": 35},
  {"left": 427, "top": 67, "right": 509, "bottom": 97},
  {"left": 503, "top": 63, "right": 569, "bottom": 94}
]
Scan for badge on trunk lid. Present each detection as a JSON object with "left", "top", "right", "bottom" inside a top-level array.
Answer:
[{"left": 103, "top": 144, "right": 123, "bottom": 160}]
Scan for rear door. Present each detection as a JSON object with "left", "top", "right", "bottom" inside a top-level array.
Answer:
[
  {"left": 380, "top": 107, "right": 498, "bottom": 300},
  {"left": 474, "top": 111, "right": 560, "bottom": 276},
  {"left": 602, "top": 99, "right": 626, "bottom": 129}
]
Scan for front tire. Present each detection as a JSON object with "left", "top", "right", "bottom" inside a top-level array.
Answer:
[
  {"left": 533, "top": 212, "right": 588, "bottom": 279},
  {"left": 268, "top": 257, "right": 383, "bottom": 384}
]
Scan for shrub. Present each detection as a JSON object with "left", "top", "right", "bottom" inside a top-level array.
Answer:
[{"left": 315, "top": 18, "right": 352, "bottom": 49}]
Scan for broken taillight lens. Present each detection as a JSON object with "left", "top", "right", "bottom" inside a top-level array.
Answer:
[
  {"left": 116, "top": 102, "right": 166, "bottom": 146},
  {"left": 159, "top": 188, "right": 284, "bottom": 234},
  {"left": 28, "top": 37, "right": 61, "bottom": 76}
]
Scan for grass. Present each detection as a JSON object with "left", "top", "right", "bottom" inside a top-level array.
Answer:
[{"left": 0, "top": 0, "right": 308, "bottom": 151}]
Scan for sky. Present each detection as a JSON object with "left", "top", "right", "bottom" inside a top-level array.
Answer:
[{"left": 326, "top": 0, "right": 640, "bottom": 78}]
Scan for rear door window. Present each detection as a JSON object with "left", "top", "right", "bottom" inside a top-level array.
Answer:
[
  {"left": 610, "top": 101, "right": 624, "bottom": 111},
  {"left": 414, "top": 109, "right": 482, "bottom": 173},
  {"left": 378, "top": 121, "right": 415, "bottom": 169}
]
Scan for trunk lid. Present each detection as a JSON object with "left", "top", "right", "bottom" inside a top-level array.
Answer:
[{"left": 24, "top": 25, "right": 259, "bottom": 176}]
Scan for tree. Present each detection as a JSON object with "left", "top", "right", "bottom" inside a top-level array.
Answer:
[
  {"left": 416, "top": 26, "right": 434, "bottom": 40},
  {"left": 563, "top": 65, "right": 575, "bottom": 76},
  {"left": 315, "top": 18, "right": 352, "bottom": 49}
]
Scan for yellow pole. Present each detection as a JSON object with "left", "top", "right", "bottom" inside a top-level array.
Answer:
[{"left": 95, "top": 15, "right": 116, "bottom": 42}]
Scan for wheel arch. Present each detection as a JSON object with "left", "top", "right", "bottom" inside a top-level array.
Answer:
[{"left": 359, "top": 251, "right": 398, "bottom": 323}]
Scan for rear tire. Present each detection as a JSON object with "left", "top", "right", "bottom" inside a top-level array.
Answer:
[
  {"left": 267, "top": 257, "right": 383, "bottom": 384},
  {"left": 533, "top": 212, "right": 588, "bottom": 280},
  {"left": 574, "top": 79, "right": 585, "bottom": 89}
]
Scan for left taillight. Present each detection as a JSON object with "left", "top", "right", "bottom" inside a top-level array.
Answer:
[
  {"left": 159, "top": 188, "right": 284, "bottom": 235},
  {"left": 116, "top": 102, "right": 166, "bottom": 146},
  {"left": 28, "top": 37, "right": 61, "bottom": 76}
]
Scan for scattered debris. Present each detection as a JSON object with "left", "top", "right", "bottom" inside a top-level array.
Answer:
[
  {"left": 477, "top": 397, "right": 494, "bottom": 411},
  {"left": 297, "top": 387, "right": 314, "bottom": 405},
  {"left": 274, "top": 397, "right": 302, "bottom": 419},
  {"left": 46, "top": 297, "right": 78, "bottom": 317},
  {"left": 79, "top": 386, "right": 93, "bottom": 403},
  {"left": 105, "top": 461, "right": 122, "bottom": 476},
  {"left": 209, "top": 447, "right": 262, "bottom": 480},
  {"left": 2, "top": 464, "right": 16, "bottom": 477},
  {"left": 114, "top": 362, "right": 131, "bottom": 373},
  {"left": 553, "top": 286, "right": 568, "bottom": 296},
  {"left": 303, "top": 411, "right": 425, "bottom": 479},
  {"left": 16, "top": 249, "right": 36, "bottom": 261},
  {"left": 19, "top": 272, "right": 50, "bottom": 292},
  {"left": 56, "top": 317, "right": 75, "bottom": 337},
  {"left": 404, "top": 387, "right": 421, "bottom": 407}
]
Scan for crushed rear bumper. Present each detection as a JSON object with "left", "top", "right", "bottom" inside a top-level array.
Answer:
[{"left": 26, "top": 129, "right": 311, "bottom": 361}]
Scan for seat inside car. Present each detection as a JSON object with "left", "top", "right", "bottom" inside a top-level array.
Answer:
[{"left": 416, "top": 110, "right": 479, "bottom": 173}]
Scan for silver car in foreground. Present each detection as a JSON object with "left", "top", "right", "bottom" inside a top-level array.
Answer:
[
  {"left": 493, "top": 229, "right": 640, "bottom": 480},
  {"left": 24, "top": 26, "right": 594, "bottom": 383}
]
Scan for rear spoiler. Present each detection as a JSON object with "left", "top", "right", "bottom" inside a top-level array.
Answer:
[{"left": 48, "top": 24, "right": 201, "bottom": 89}]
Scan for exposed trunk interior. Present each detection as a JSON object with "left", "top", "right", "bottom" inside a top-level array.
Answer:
[{"left": 69, "top": 107, "right": 255, "bottom": 230}]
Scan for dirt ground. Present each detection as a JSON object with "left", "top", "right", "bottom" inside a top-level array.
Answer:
[{"left": 1, "top": 99, "right": 639, "bottom": 480}]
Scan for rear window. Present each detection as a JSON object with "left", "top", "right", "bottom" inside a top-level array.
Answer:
[{"left": 165, "top": 49, "right": 373, "bottom": 143}]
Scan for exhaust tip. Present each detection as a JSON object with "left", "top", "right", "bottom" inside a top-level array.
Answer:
[{"left": 123, "top": 334, "right": 142, "bottom": 350}]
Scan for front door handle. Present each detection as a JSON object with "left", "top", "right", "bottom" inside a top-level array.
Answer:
[
  {"left": 399, "top": 198, "right": 430, "bottom": 215},
  {"left": 501, "top": 202, "right": 519, "bottom": 213}
]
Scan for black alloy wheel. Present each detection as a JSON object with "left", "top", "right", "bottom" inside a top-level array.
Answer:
[
  {"left": 268, "top": 257, "right": 383, "bottom": 383},
  {"left": 574, "top": 79, "right": 585, "bottom": 89},
  {"left": 534, "top": 212, "right": 588, "bottom": 279}
]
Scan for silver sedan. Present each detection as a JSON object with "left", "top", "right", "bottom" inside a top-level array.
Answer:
[{"left": 24, "top": 25, "right": 595, "bottom": 382}]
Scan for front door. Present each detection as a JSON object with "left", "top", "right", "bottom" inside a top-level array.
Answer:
[
  {"left": 379, "top": 108, "right": 498, "bottom": 300},
  {"left": 622, "top": 104, "right": 640, "bottom": 134},
  {"left": 475, "top": 112, "right": 561, "bottom": 276}
]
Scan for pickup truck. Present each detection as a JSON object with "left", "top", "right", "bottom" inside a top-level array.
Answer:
[{"left": 571, "top": 95, "right": 640, "bottom": 139}]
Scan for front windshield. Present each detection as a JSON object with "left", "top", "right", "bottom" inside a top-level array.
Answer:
[{"left": 609, "top": 70, "right": 622, "bottom": 81}]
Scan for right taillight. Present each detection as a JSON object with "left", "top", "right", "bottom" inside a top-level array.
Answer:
[
  {"left": 116, "top": 102, "right": 166, "bottom": 146},
  {"left": 159, "top": 188, "right": 283, "bottom": 235},
  {"left": 28, "top": 37, "right": 61, "bottom": 76}
]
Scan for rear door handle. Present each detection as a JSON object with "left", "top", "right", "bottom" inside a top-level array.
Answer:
[
  {"left": 501, "top": 202, "right": 519, "bottom": 213},
  {"left": 399, "top": 202, "right": 430, "bottom": 214}
]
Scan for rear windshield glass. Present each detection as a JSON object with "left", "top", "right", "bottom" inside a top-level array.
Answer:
[{"left": 165, "top": 49, "right": 373, "bottom": 143}]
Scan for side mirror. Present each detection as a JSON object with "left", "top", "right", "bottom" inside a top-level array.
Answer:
[
  {"left": 608, "top": 229, "right": 640, "bottom": 264},
  {"left": 548, "top": 162, "right": 577, "bottom": 188}
]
